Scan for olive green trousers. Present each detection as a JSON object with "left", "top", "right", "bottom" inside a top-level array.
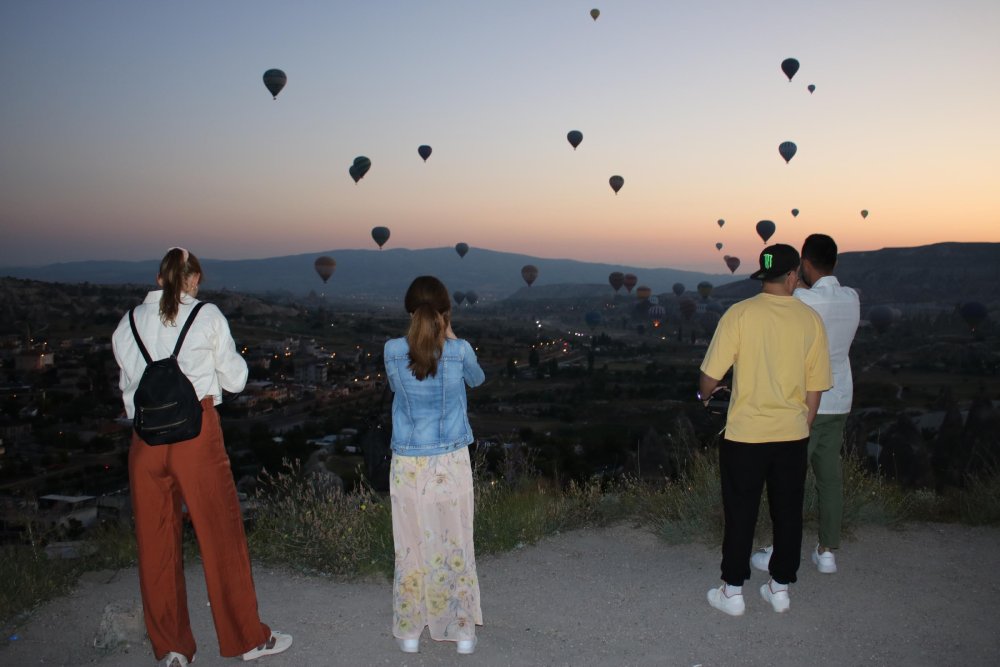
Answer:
[{"left": 808, "top": 413, "right": 849, "bottom": 549}]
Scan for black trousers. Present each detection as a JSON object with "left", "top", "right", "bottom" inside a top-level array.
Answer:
[{"left": 719, "top": 436, "right": 809, "bottom": 586}]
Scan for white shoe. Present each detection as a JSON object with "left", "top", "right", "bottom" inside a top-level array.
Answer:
[
  {"left": 456, "top": 637, "right": 477, "bottom": 655},
  {"left": 760, "top": 580, "right": 790, "bottom": 613},
  {"left": 707, "top": 584, "right": 745, "bottom": 616},
  {"left": 158, "top": 652, "right": 191, "bottom": 667},
  {"left": 397, "top": 638, "right": 420, "bottom": 653},
  {"left": 242, "top": 632, "right": 292, "bottom": 661},
  {"left": 751, "top": 546, "right": 773, "bottom": 572},
  {"left": 813, "top": 546, "right": 837, "bottom": 573}
]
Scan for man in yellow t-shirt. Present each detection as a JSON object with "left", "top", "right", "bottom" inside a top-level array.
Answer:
[{"left": 699, "top": 244, "right": 832, "bottom": 616}]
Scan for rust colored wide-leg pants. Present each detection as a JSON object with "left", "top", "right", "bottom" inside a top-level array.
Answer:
[{"left": 129, "top": 399, "right": 270, "bottom": 661}]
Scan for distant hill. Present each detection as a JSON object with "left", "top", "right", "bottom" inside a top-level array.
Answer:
[
  {"left": 0, "top": 248, "right": 732, "bottom": 302},
  {"left": 2, "top": 242, "right": 998, "bottom": 307},
  {"left": 711, "top": 242, "right": 1000, "bottom": 309}
]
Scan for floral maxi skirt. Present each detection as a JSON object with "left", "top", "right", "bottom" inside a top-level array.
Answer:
[{"left": 390, "top": 447, "right": 482, "bottom": 642}]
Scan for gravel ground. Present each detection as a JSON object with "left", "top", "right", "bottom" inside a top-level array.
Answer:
[{"left": 3, "top": 522, "right": 999, "bottom": 666}]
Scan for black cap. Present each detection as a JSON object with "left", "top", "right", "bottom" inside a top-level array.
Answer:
[{"left": 750, "top": 244, "right": 800, "bottom": 280}]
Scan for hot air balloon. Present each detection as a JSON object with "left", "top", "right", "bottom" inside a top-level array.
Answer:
[
  {"left": 590, "top": 8, "right": 600, "bottom": 20},
  {"left": 623, "top": 273, "right": 637, "bottom": 293},
  {"left": 521, "top": 265, "right": 539, "bottom": 287},
  {"left": 648, "top": 305, "right": 665, "bottom": 324},
  {"left": 697, "top": 281, "right": 713, "bottom": 299},
  {"left": 350, "top": 156, "right": 371, "bottom": 183},
  {"left": 779, "top": 141, "right": 797, "bottom": 163},
  {"left": 371, "top": 226, "right": 390, "bottom": 249},
  {"left": 455, "top": 242, "right": 469, "bottom": 258},
  {"left": 959, "top": 302, "right": 988, "bottom": 332},
  {"left": 672, "top": 282, "right": 685, "bottom": 297},
  {"left": 679, "top": 298, "right": 696, "bottom": 320},
  {"left": 465, "top": 290, "right": 479, "bottom": 305},
  {"left": 418, "top": 145, "right": 432, "bottom": 161},
  {"left": 868, "top": 305, "right": 894, "bottom": 334},
  {"left": 648, "top": 295, "right": 659, "bottom": 305},
  {"left": 585, "top": 311, "right": 602, "bottom": 328},
  {"left": 861, "top": 209, "right": 869, "bottom": 219},
  {"left": 717, "top": 219, "right": 725, "bottom": 228},
  {"left": 262, "top": 69, "right": 287, "bottom": 99},
  {"left": 609, "top": 175, "right": 624, "bottom": 194},
  {"left": 756, "top": 220, "right": 776, "bottom": 243},
  {"left": 781, "top": 58, "right": 800, "bottom": 81},
  {"left": 635, "top": 286, "right": 652, "bottom": 300},
  {"left": 567, "top": 130, "right": 583, "bottom": 150},
  {"left": 453, "top": 291, "right": 466, "bottom": 305},
  {"left": 716, "top": 242, "right": 723, "bottom": 251},
  {"left": 314, "top": 256, "right": 336, "bottom": 283},
  {"left": 724, "top": 256, "right": 741, "bottom": 274},
  {"left": 807, "top": 84, "right": 816, "bottom": 94},
  {"left": 791, "top": 208, "right": 799, "bottom": 217},
  {"left": 608, "top": 271, "right": 624, "bottom": 292}
]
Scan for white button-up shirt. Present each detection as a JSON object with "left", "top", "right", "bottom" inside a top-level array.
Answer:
[
  {"left": 794, "top": 276, "right": 861, "bottom": 414},
  {"left": 112, "top": 290, "right": 248, "bottom": 419}
]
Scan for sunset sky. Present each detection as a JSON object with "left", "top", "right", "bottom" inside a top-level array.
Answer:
[{"left": 2, "top": 1, "right": 998, "bottom": 272}]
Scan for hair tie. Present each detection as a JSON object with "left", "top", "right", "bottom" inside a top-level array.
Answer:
[{"left": 168, "top": 246, "right": 189, "bottom": 263}]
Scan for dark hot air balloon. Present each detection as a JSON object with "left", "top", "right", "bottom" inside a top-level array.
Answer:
[
  {"left": 623, "top": 273, "right": 637, "bottom": 293},
  {"left": 262, "top": 69, "right": 286, "bottom": 99},
  {"left": 371, "top": 226, "right": 390, "bottom": 249},
  {"left": 521, "top": 265, "right": 539, "bottom": 287},
  {"left": 672, "top": 282, "right": 685, "bottom": 297},
  {"left": 756, "top": 220, "right": 776, "bottom": 243},
  {"left": 861, "top": 209, "right": 869, "bottom": 219},
  {"left": 716, "top": 242, "right": 723, "bottom": 251},
  {"left": 779, "top": 141, "right": 797, "bottom": 163},
  {"left": 350, "top": 156, "right": 371, "bottom": 183},
  {"left": 648, "top": 305, "right": 665, "bottom": 324},
  {"left": 807, "top": 84, "right": 816, "bottom": 94},
  {"left": 679, "top": 298, "right": 696, "bottom": 320},
  {"left": 959, "top": 302, "right": 988, "bottom": 332},
  {"left": 791, "top": 208, "right": 799, "bottom": 217},
  {"left": 453, "top": 291, "right": 466, "bottom": 305},
  {"left": 455, "top": 242, "right": 469, "bottom": 258},
  {"left": 567, "top": 130, "right": 583, "bottom": 150},
  {"left": 608, "top": 271, "right": 624, "bottom": 292},
  {"left": 781, "top": 58, "right": 800, "bottom": 81},
  {"left": 609, "top": 175, "right": 624, "bottom": 194},
  {"left": 635, "top": 286, "right": 652, "bottom": 300},
  {"left": 314, "top": 256, "right": 336, "bottom": 283},
  {"left": 724, "top": 256, "right": 741, "bottom": 273},
  {"left": 717, "top": 219, "right": 725, "bottom": 228},
  {"left": 697, "top": 281, "right": 713, "bottom": 299},
  {"left": 418, "top": 145, "right": 432, "bottom": 161},
  {"left": 465, "top": 290, "right": 479, "bottom": 305},
  {"left": 590, "top": 8, "right": 600, "bottom": 20}
]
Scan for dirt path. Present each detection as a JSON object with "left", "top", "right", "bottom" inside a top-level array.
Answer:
[{"left": 4, "top": 523, "right": 999, "bottom": 666}]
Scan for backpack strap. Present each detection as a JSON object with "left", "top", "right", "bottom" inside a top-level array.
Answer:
[
  {"left": 128, "top": 302, "right": 208, "bottom": 363},
  {"left": 171, "top": 302, "right": 207, "bottom": 358},
  {"left": 128, "top": 308, "right": 153, "bottom": 365}
]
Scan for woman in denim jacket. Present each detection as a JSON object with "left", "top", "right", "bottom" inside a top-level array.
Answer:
[{"left": 383, "top": 275, "right": 485, "bottom": 656}]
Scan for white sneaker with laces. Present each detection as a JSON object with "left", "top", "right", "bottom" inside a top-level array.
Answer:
[
  {"left": 397, "top": 638, "right": 419, "bottom": 653},
  {"left": 750, "top": 546, "right": 773, "bottom": 573},
  {"left": 158, "top": 652, "right": 190, "bottom": 667},
  {"left": 707, "top": 584, "right": 745, "bottom": 616},
  {"left": 760, "top": 580, "right": 790, "bottom": 613},
  {"left": 242, "top": 632, "right": 292, "bottom": 661},
  {"left": 813, "top": 546, "right": 837, "bottom": 573}
]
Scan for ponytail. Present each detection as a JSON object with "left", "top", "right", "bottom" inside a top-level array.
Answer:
[
  {"left": 158, "top": 247, "right": 203, "bottom": 326},
  {"left": 403, "top": 275, "right": 452, "bottom": 380}
]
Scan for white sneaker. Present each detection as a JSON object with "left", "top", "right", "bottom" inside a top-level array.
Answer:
[
  {"left": 813, "top": 547, "right": 837, "bottom": 573},
  {"left": 158, "top": 652, "right": 192, "bottom": 667},
  {"left": 760, "top": 580, "right": 790, "bottom": 613},
  {"left": 396, "top": 638, "right": 419, "bottom": 653},
  {"left": 456, "top": 637, "right": 477, "bottom": 655},
  {"left": 707, "top": 584, "right": 745, "bottom": 616},
  {"left": 242, "top": 632, "right": 292, "bottom": 661},
  {"left": 751, "top": 546, "right": 773, "bottom": 572}
]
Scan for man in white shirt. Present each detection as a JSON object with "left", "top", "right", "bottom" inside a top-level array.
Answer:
[{"left": 788, "top": 234, "right": 860, "bottom": 573}]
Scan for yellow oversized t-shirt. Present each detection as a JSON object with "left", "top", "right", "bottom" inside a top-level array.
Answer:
[{"left": 700, "top": 293, "right": 832, "bottom": 443}]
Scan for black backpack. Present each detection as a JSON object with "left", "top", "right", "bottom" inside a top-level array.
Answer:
[{"left": 128, "top": 302, "right": 207, "bottom": 445}]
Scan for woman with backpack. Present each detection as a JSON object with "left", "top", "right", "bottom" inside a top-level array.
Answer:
[
  {"left": 112, "top": 247, "right": 291, "bottom": 667},
  {"left": 383, "top": 275, "right": 486, "bottom": 655}
]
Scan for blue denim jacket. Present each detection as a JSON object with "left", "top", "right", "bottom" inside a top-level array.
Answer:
[{"left": 383, "top": 337, "right": 485, "bottom": 456}]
